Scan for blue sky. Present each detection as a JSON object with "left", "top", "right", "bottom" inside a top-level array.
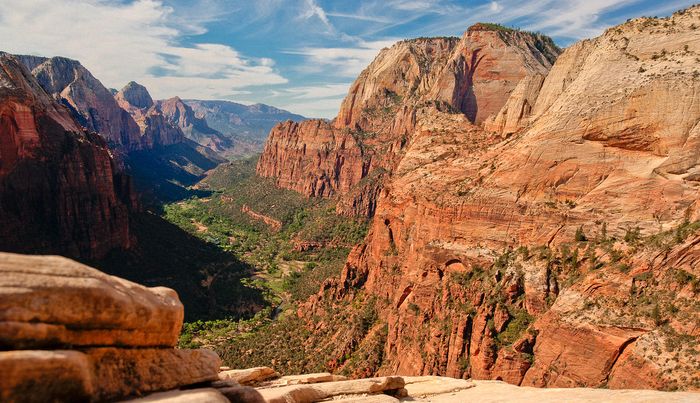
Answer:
[{"left": 0, "top": 0, "right": 695, "bottom": 117}]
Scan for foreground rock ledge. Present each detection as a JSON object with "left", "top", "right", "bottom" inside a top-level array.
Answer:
[
  {"left": 0, "top": 253, "right": 183, "bottom": 349},
  {"left": 119, "top": 371, "right": 700, "bottom": 403},
  {"left": 0, "top": 252, "right": 219, "bottom": 402}
]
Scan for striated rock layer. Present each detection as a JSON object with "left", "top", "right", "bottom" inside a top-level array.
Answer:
[
  {"left": 294, "top": 8, "right": 700, "bottom": 391},
  {"left": 257, "top": 28, "right": 559, "bottom": 217},
  {"left": 0, "top": 52, "right": 132, "bottom": 259},
  {"left": 0, "top": 252, "right": 220, "bottom": 402}
]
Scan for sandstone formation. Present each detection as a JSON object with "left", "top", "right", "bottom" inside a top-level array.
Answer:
[
  {"left": 157, "top": 96, "right": 232, "bottom": 153},
  {"left": 0, "top": 252, "right": 220, "bottom": 402},
  {"left": 219, "top": 367, "right": 280, "bottom": 385},
  {"left": 0, "top": 253, "right": 182, "bottom": 349},
  {"left": 116, "top": 82, "right": 184, "bottom": 147},
  {"left": 260, "top": 7, "right": 700, "bottom": 391},
  {"left": 0, "top": 52, "right": 132, "bottom": 259},
  {"left": 257, "top": 28, "right": 559, "bottom": 217},
  {"left": 16, "top": 55, "right": 142, "bottom": 150}
]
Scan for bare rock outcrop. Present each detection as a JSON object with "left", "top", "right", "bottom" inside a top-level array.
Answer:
[
  {"left": 16, "top": 55, "right": 143, "bottom": 150},
  {"left": 257, "top": 27, "right": 560, "bottom": 216},
  {"left": 0, "top": 52, "right": 132, "bottom": 259},
  {"left": 116, "top": 82, "right": 185, "bottom": 147},
  {"left": 296, "top": 6, "right": 700, "bottom": 391},
  {"left": 157, "top": 96, "right": 233, "bottom": 153},
  {"left": 0, "top": 252, "right": 221, "bottom": 402},
  {"left": 0, "top": 253, "right": 182, "bottom": 348}
]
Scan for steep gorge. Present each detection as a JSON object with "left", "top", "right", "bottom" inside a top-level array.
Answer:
[{"left": 253, "top": 7, "right": 700, "bottom": 391}]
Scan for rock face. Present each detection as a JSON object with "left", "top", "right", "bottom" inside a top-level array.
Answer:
[
  {"left": 16, "top": 55, "right": 142, "bottom": 150},
  {"left": 0, "top": 52, "right": 132, "bottom": 259},
  {"left": 257, "top": 29, "right": 559, "bottom": 217},
  {"left": 116, "top": 82, "right": 184, "bottom": 147},
  {"left": 288, "top": 7, "right": 700, "bottom": 391},
  {"left": 257, "top": 119, "right": 367, "bottom": 199},
  {"left": 0, "top": 253, "right": 182, "bottom": 349},
  {"left": 157, "top": 96, "right": 233, "bottom": 153},
  {"left": 0, "top": 252, "right": 221, "bottom": 402}
]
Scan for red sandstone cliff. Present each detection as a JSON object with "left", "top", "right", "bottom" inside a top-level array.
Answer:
[
  {"left": 291, "top": 7, "right": 700, "bottom": 391},
  {"left": 257, "top": 29, "right": 559, "bottom": 217},
  {"left": 0, "top": 52, "right": 132, "bottom": 259}
]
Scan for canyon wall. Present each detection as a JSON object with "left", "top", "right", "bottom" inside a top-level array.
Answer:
[
  {"left": 0, "top": 53, "right": 133, "bottom": 259},
  {"left": 257, "top": 29, "right": 560, "bottom": 217},
  {"left": 295, "top": 8, "right": 700, "bottom": 390}
]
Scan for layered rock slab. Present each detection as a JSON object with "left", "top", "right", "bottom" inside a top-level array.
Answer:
[
  {"left": 0, "top": 252, "right": 221, "bottom": 402},
  {"left": 0, "top": 253, "right": 183, "bottom": 349},
  {"left": 0, "top": 348, "right": 220, "bottom": 402}
]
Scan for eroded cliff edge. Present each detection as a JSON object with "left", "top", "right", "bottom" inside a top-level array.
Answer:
[{"left": 257, "top": 27, "right": 559, "bottom": 217}]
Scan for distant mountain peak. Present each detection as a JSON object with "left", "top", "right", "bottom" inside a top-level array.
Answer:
[{"left": 117, "top": 81, "right": 154, "bottom": 109}]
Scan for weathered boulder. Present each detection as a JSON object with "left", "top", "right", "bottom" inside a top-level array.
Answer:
[
  {"left": 256, "top": 376, "right": 405, "bottom": 403},
  {"left": 219, "top": 366, "right": 279, "bottom": 385},
  {"left": 0, "top": 253, "right": 183, "bottom": 349},
  {"left": 272, "top": 372, "right": 348, "bottom": 386},
  {"left": 0, "top": 350, "right": 93, "bottom": 403},
  {"left": 0, "top": 348, "right": 220, "bottom": 402},
  {"left": 120, "top": 388, "right": 230, "bottom": 403},
  {"left": 403, "top": 376, "right": 474, "bottom": 396},
  {"left": 0, "top": 252, "right": 222, "bottom": 402},
  {"left": 87, "top": 348, "right": 220, "bottom": 400}
]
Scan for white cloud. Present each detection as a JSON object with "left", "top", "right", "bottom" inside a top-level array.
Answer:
[
  {"left": 300, "top": 0, "right": 333, "bottom": 31},
  {"left": 259, "top": 83, "right": 351, "bottom": 118},
  {"left": 287, "top": 39, "right": 396, "bottom": 78},
  {"left": 0, "top": 0, "right": 286, "bottom": 99},
  {"left": 490, "top": 1, "right": 503, "bottom": 13},
  {"left": 278, "top": 96, "right": 346, "bottom": 119},
  {"left": 285, "top": 83, "right": 352, "bottom": 99},
  {"left": 521, "top": 0, "right": 638, "bottom": 38}
]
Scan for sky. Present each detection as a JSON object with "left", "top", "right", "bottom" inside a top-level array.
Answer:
[{"left": 0, "top": 0, "right": 696, "bottom": 118}]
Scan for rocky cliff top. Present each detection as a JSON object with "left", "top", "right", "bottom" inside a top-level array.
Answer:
[
  {"left": 16, "top": 54, "right": 143, "bottom": 150},
  {"left": 258, "top": 20, "right": 562, "bottom": 215},
  {"left": 117, "top": 81, "right": 155, "bottom": 109}
]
